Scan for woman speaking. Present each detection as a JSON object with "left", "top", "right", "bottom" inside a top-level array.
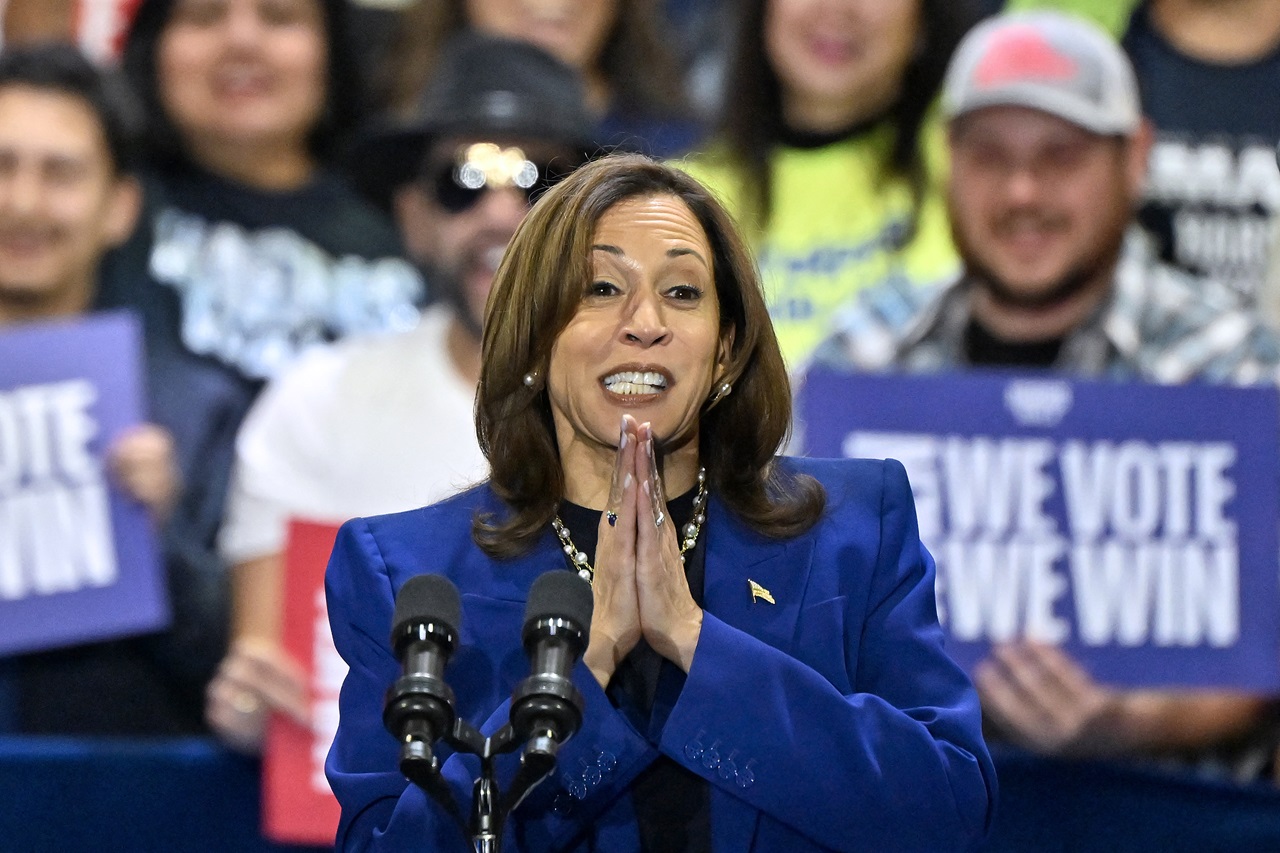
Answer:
[{"left": 324, "top": 154, "right": 995, "bottom": 851}]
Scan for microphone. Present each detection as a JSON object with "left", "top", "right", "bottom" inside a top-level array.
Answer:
[
  {"left": 383, "top": 574, "right": 462, "bottom": 781},
  {"left": 509, "top": 570, "right": 594, "bottom": 753}
]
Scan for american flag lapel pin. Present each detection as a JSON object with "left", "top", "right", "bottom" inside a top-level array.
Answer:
[{"left": 748, "top": 579, "right": 775, "bottom": 604}]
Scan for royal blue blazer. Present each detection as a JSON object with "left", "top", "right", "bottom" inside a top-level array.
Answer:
[{"left": 325, "top": 457, "right": 996, "bottom": 851}]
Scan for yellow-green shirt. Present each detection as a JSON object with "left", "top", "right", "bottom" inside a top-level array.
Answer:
[
  {"left": 1003, "top": 0, "right": 1137, "bottom": 37},
  {"left": 675, "top": 122, "right": 958, "bottom": 370}
]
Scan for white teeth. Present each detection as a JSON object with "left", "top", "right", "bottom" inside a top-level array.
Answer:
[{"left": 604, "top": 371, "right": 667, "bottom": 395}]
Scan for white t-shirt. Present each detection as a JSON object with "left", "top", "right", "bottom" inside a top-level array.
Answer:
[{"left": 218, "top": 305, "right": 488, "bottom": 564}]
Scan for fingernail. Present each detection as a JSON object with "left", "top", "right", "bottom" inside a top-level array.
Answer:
[
  {"left": 641, "top": 479, "right": 650, "bottom": 496},
  {"left": 623, "top": 473, "right": 633, "bottom": 490}
]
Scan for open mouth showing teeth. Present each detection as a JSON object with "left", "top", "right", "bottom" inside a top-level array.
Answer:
[{"left": 603, "top": 370, "right": 668, "bottom": 395}]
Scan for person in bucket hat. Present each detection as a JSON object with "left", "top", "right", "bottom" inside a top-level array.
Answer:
[{"left": 207, "top": 32, "right": 598, "bottom": 754}]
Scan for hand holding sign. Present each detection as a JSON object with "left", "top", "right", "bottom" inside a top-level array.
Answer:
[
  {"left": 0, "top": 313, "right": 168, "bottom": 655},
  {"left": 206, "top": 635, "right": 310, "bottom": 755},
  {"left": 107, "top": 423, "right": 180, "bottom": 523},
  {"left": 976, "top": 641, "right": 1278, "bottom": 760},
  {"left": 976, "top": 641, "right": 1122, "bottom": 757},
  {"left": 802, "top": 370, "right": 1280, "bottom": 768}
]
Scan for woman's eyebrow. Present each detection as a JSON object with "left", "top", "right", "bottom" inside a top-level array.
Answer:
[
  {"left": 667, "top": 247, "right": 708, "bottom": 266},
  {"left": 590, "top": 244, "right": 709, "bottom": 266}
]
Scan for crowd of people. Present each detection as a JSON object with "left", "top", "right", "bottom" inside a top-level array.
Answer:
[{"left": 4, "top": 0, "right": 1280, "bottom": 848}]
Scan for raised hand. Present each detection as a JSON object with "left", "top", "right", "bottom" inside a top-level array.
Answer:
[
  {"left": 633, "top": 421, "right": 702, "bottom": 671},
  {"left": 582, "top": 414, "right": 644, "bottom": 687}
]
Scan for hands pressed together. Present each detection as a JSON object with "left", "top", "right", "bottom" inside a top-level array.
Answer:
[{"left": 582, "top": 414, "right": 704, "bottom": 689}]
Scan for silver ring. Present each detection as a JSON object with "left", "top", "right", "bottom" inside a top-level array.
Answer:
[{"left": 230, "top": 691, "right": 262, "bottom": 716}]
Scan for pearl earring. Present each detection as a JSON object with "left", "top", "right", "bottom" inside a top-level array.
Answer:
[
  {"left": 709, "top": 381, "right": 732, "bottom": 405},
  {"left": 523, "top": 371, "right": 538, "bottom": 388}
]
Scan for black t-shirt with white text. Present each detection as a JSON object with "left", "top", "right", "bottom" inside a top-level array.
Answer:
[{"left": 1123, "top": 3, "right": 1280, "bottom": 304}]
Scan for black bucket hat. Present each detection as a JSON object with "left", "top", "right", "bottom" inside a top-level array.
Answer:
[{"left": 348, "top": 30, "right": 598, "bottom": 211}]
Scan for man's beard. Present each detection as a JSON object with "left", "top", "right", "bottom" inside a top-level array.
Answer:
[
  {"left": 418, "top": 260, "right": 482, "bottom": 339},
  {"left": 953, "top": 216, "right": 1127, "bottom": 313}
]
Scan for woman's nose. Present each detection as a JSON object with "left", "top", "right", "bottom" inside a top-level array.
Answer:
[{"left": 621, "top": 292, "right": 670, "bottom": 346}]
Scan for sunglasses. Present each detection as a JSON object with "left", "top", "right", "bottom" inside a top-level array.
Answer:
[{"left": 423, "top": 143, "right": 568, "bottom": 213}]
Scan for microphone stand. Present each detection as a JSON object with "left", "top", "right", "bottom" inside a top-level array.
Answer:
[
  {"left": 397, "top": 716, "right": 568, "bottom": 853},
  {"left": 390, "top": 573, "right": 590, "bottom": 852}
]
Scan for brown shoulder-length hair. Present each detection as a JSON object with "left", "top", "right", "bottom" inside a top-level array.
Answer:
[
  {"left": 474, "top": 152, "right": 825, "bottom": 559},
  {"left": 378, "top": 1, "right": 690, "bottom": 120}
]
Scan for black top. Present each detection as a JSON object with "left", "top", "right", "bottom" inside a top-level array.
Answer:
[
  {"left": 964, "top": 317, "right": 1064, "bottom": 369},
  {"left": 1123, "top": 2, "right": 1280, "bottom": 301},
  {"left": 556, "top": 483, "right": 711, "bottom": 853},
  {"left": 97, "top": 162, "right": 423, "bottom": 390}
]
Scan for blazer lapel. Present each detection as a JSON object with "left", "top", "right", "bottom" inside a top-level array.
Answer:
[
  {"left": 702, "top": 496, "right": 815, "bottom": 655},
  {"left": 463, "top": 524, "right": 565, "bottom": 602}
]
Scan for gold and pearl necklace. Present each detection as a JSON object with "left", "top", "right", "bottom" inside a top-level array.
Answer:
[{"left": 552, "top": 467, "right": 708, "bottom": 584}]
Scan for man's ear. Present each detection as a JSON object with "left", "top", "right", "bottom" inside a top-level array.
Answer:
[
  {"left": 1126, "top": 117, "right": 1155, "bottom": 199},
  {"left": 103, "top": 175, "right": 141, "bottom": 247}
]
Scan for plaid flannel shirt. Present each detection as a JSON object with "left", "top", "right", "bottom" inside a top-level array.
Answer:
[{"left": 812, "top": 228, "right": 1280, "bottom": 387}]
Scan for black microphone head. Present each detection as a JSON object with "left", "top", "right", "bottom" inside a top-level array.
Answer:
[
  {"left": 391, "top": 574, "right": 462, "bottom": 646},
  {"left": 524, "top": 570, "right": 593, "bottom": 634}
]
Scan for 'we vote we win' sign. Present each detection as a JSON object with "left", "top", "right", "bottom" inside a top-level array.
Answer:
[
  {"left": 0, "top": 312, "right": 167, "bottom": 655},
  {"left": 801, "top": 369, "right": 1280, "bottom": 691}
]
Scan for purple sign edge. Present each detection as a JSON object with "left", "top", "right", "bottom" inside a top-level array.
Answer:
[
  {"left": 798, "top": 367, "right": 1280, "bottom": 693},
  {"left": 0, "top": 311, "right": 169, "bottom": 655}
]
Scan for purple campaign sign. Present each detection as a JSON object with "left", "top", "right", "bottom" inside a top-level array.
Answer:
[
  {"left": 0, "top": 311, "right": 168, "bottom": 655},
  {"left": 800, "top": 368, "right": 1280, "bottom": 692}
]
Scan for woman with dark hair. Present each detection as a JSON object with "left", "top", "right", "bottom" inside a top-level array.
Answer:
[
  {"left": 679, "top": 0, "right": 980, "bottom": 370},
  {"left": 377, "top": 0, "right": 703, "bottom": 158},
  {"left": 325, "top": 153, "right": 995, "bottom": 851},
  {"left": 102, "top": 0, "right": 423, "bottom": 391}
]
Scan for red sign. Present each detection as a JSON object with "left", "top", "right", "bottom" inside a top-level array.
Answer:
[{"left": 262, "top": 519, "right": 344, "bottom": 845}]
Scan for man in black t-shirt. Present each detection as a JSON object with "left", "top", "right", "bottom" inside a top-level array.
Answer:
[{"left": 1123, "top": 0, "right": 1280, "bottom": 307}]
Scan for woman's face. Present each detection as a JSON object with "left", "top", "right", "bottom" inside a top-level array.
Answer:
[
  {"left": 546, "top": 194, "right": 726, "bottom": 468},
  {"left": 765, "top": 0, "right": 921, "bottom": 130},
  {"left": 464, "top": 0, "right": 618, "bottom": 73},
  {"left": 157, "top": 0, "right": 328, "bottom": 155}
]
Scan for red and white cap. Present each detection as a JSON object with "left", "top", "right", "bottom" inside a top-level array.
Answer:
[{"left": 942, "top": 11, "right": 1141, "bottom": 137}]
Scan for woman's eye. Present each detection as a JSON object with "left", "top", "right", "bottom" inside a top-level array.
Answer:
[
  {"left": 587, "top": 281, "right": 620, "bottom": 297},
  {"left": 668, "top": 284, "right": 703, "bottom": 301}
]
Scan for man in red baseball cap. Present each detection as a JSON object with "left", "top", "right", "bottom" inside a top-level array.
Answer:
[{"left": 816, "top": 11, "right": 1280, "bottom": 781}]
